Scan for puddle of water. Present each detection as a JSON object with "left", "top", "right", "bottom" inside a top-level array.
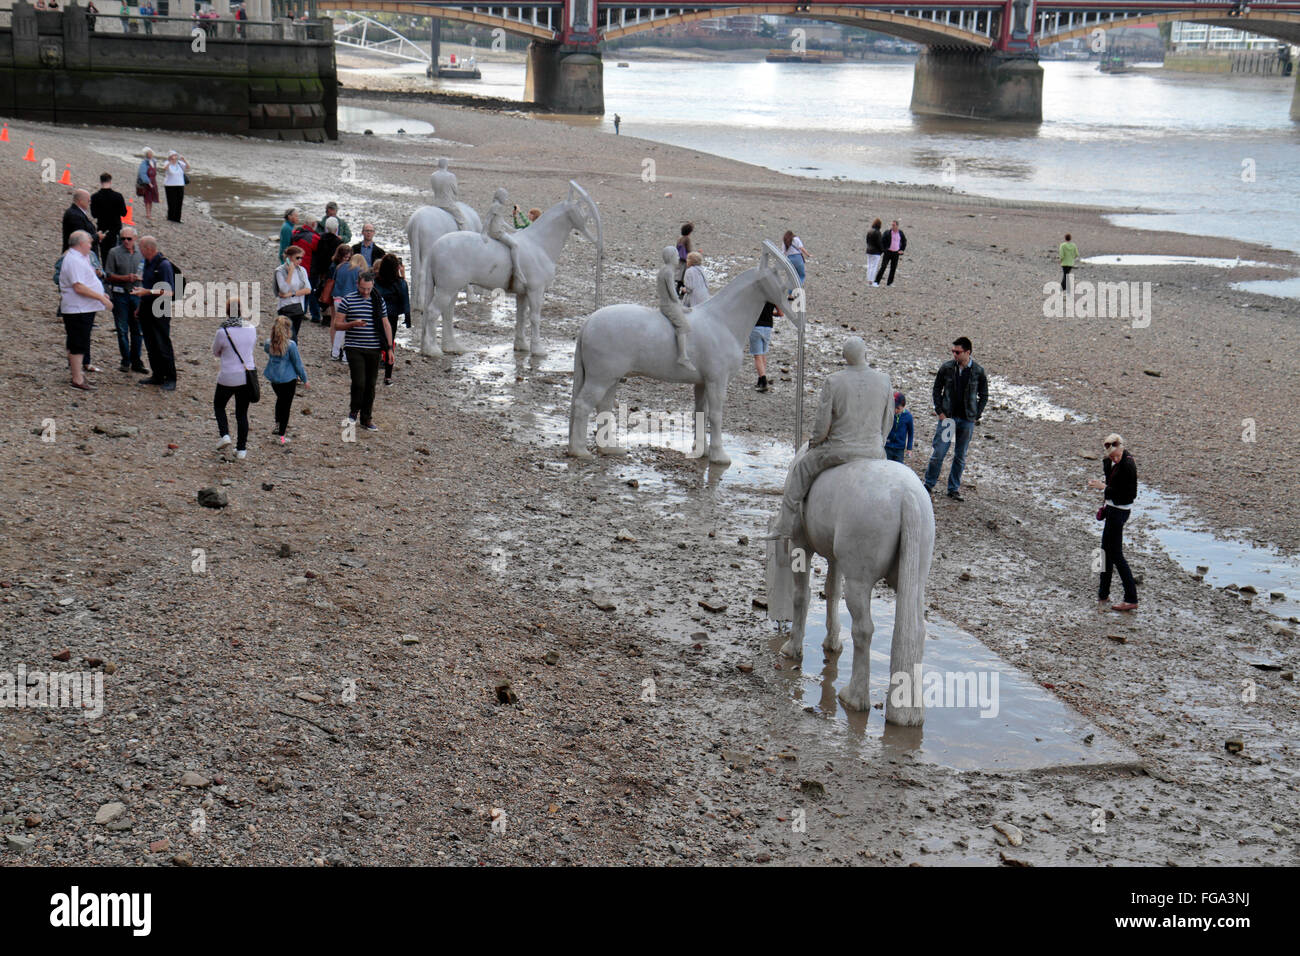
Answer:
[
  {"left": 774, "top": 594, "right": 1137, "bottom": 771},
  {"left": 1230, "top": 275, "right": 1300, "bottom": 301},
  {"left": 1080, "top": 254, "right": 1285, "bottom": 269},
  {"left": 987, "top": 374, "right": 1088, "bottom": 423},
  {"left": 1139, "top": 488, "right": 1300, "bottom": 622},
  {"left": 338, "top": 105, "right": 435, "bottom": 136}
]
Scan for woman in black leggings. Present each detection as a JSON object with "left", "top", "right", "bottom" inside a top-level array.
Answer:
[
  {"left": 1089, "top": 432, "right": 1138, "bottom": 611},
  {"left": 262, "top": 315, "right": 309, "bottom": 445}
]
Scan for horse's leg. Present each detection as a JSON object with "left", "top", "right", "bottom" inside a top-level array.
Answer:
[
  {"left": 687, "top": 384, "right": 707, "bottom": 459},
  {"left": 779, "top": 556, "right": 811, "bottom": 660},
  {"left": 512, "top": 293, "right": 528, "bottom": 352},
  {"left": 420, "top": 287, "right": 444, "bottom": 357},
  {"left": 594, "top": 383, "right": 627, "bottom": 456},
  {"left": 567, "top": 379, "right": 605, "bottom": 459},
  {"left": 885, "top": 491, "right": 931, "bottom": 727},
  {"left": 441, "top": 287, "right": 465, "bottom": 354},
  {"left": 837, "top": 577, "right": 874, "bottom": 712},
  {"left": 823, "top": 556, "right": 843, "bottom": 653},
  {"left": 705, "top": 380, "right": 730, "bottom": 465},
  {"left": 528, "top": 292, "right": 547, "bottom": 357}
]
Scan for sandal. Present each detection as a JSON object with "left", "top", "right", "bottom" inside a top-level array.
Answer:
[
  {"left": 69, "top": 380, "right": 96, "bottom": 391},
  {"left": 83, "top": 365, "right": 103, "bottom": 373}
]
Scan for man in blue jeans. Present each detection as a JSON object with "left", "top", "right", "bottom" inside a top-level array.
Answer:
[
  {"left": 103, "top": 228, "right": 147, "bottom": 373},
  {"left": 924, "top": 336, "right": 989, "bottom": 502}
]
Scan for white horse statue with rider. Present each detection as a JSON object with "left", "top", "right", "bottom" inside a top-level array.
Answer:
[
  {"left": 415, "top": 181, "right": 602, "bottom": 358},
  {"left": 406, "top": 157, "right": 484, "bottom": 329},
  {"left": 568, "top": 240, "right": 798, "bottom": 464}
]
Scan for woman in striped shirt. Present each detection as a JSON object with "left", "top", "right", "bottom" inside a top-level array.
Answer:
[{"left": 334, "top": 271, "right": 392, "bottom": 432}]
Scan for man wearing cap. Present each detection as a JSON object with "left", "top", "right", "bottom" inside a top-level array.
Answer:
[
  {"left": 317, "top": 202, "right": 351, "bottom": 243},
  {"left": 768, "top": 336, "right": 894, "bottom": 541}
]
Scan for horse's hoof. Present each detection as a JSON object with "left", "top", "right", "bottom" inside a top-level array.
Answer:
[
  {"left": 823, "top": 632, "right": 843, "bottom": 654},
  {"left": 885, "top": 706, "right": 925, "bottom": 728},
  {"left": 512, "top": 340, "right": 529, "bottom": 352},
  {"left": 420, "top": 345, "right": 443, "bottom": 358},
  {"left": 779, "top": 638, "right": 803, "bottom": 660},
  {"left": 708, "top": 452, "right": 732, "bottom": 466},
  {"left": 530, "top": 343, "right": 549, "bottom": 358},
  {"left": 566, "top": 446, "right": 594, "bottom": 460},
  {"left": 595, "top": 444, "right": 628, "bottom": 457},
  {"left": 838, "top": 685, "right": 872, "bottom": 712},
  {"left": 442, "top": 341, "right": 466, "bottom": 355}
]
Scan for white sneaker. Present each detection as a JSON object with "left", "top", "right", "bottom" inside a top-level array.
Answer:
[
  {"left": 236, "top": 450, "right": 247, "bottom": 460},
  {"left": 217, "top": 435, "right": 232, "bottom": 449}
]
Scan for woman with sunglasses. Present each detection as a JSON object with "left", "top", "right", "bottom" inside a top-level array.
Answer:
[{"left": 1088, "top": 433, "right": 1138, "bottom": 611}]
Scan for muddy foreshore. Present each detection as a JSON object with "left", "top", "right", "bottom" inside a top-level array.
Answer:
[{"left": 0, "top": 97, "right": 1297, "bottom": 866}]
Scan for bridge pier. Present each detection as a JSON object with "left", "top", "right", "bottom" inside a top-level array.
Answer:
[
  {"left": 429, "top": 17, "right": 440, "bottom": 66},
  {"left": 1293, "top": 69, "right": 1300, "bottom": 122},
  {"left": 910, "top": 49, "right": 1043, "bottom": 123},
  {"left": 524, "top": 41, "right": 603, "bottom": 114}
]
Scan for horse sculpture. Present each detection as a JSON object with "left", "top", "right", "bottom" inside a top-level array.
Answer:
[
  {"left": 568, "top": 241, "right": 798, "bottom": 464},
  {"left": 767, "top": 458, "right": 935, "bottom": 725},
  {"left": 405, "top": 202, "right": 483, "bottom": 337},
  {"left": 417, "top": 182, "right": 602, "bottom": 358}
]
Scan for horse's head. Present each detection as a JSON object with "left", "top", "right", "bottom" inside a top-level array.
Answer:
[
  {"left": 565, "top": 181, "right": 604, "bottom": 255},
  {"left": 759, "top": 239, "right": 800, "bottom": 312}
]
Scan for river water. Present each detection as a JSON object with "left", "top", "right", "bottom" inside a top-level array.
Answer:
[{"left": 364, "top": 56, "right": 1300, "bottom": 257}]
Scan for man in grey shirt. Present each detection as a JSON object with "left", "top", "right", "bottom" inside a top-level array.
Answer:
[
  {"left": 769, "top": 336, "right": 894, "bottom": 540},
  {"left": 103, "top": 228, "right": 146, "bottom": 373}
]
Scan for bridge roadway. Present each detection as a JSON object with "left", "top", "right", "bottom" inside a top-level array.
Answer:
[{"left": 324, "top": 0, "right": 1300, "bottom": 118}]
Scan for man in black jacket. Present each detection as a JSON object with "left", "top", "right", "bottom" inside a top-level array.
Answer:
[
  {"left": 875, "top": 219, "right": 907, "bottom": 286},
  {"left": 62, "top": 189, "right": 103, "bottom": 253},
  {"left": 90, "top": 173, "right": 128, "bottom": 261},
  {"left": 923, "top": 336, "right": 989, "bottom": 501}
]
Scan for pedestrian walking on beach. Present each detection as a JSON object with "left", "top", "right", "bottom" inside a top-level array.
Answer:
[
  {"left": 290, "top": 218, "right": 321, "bottom": 323},
  {"left": 1088, "top": 433, "right": 1139, "bottom": 611},
  {"left": 354, "top": 223, "right": 385, "bottom": 268},
  {"left": 160, "top": 151, "right": 189, "bottom": 223},
  {"left": 375, "top": 253, "right": 410, "bottom": 386},
  {"left": 279, "top": 208, "right": 298, "bottom": 261},
  {"left": 875, "top": 220, "right": 906, "bottom": 286},
  {"left": 1059, "top": 233, "right": 1079, "bottom": 290},
  {"left": 681, "top": 251, "right": 711, "bottom": 307},
  {"left": 104, "top": 228, "right": 146, "bottom": 373},
  {"left": 329, "top": 251, "right": 363, "bottom": 361},
  {"left": 132, "top": 235, "right": 178, "bottom": 391},
  {"left": 782, "top": 230, "right": 809, "bottom": 286},
  {"left": 923, "top": 336, "right": 988, "bottom": 501},
  {"left": 885, "top": 391, "right": 913, "bottom": 463},
  {"left": 136, "top": 148, "right": 159, "bottom": 221},
  {"left": 90, "top": 173, "right": 127, "bottom": 261},
  {"left": 62, "top": 189, "right": 101, "bottom": 252},
  {"left": 212, "top": 300, "right": 258, "bottom": 459},
  {"left": 274, "top": 244, "right": 311, "bottom": 343},
  {"left": 675, "top": 223, "right": 694, "bottom": 292},
  {"left": 335, "top": 270, "right": 392, "bottom": 433},
  {"left": 750, "top": 300, "right": 775, "bottom": 392},
  {"left": 264, "top": 314, "right": 309, "bottom": 445},
  {"left": 865, "top": 218, "right": 885, "bottom": 288},
  {"left": 614, "top": 114, "right": 621, "bottom": 134},
  {"left": 59, "top": 230, "right": 112, "bottom": 391}
]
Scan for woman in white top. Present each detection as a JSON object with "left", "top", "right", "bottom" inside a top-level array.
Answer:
[
  {"left": 782, "top": 230, "right": 809, "bottom": 285},
  {"left": 160, "top": 150, "right": 189, "bottom": 224},
  {"left": 275, "top": 244, "right": 312, "bottom": 343},
  {"left": 211, "top": 298, "right": 259, "bottom": 459},
  {"left": 59, "top": 230, "right": 113, "bottom": 391},
  {"left": 681, "top": 251, "right": 711, "bottom": 308}
]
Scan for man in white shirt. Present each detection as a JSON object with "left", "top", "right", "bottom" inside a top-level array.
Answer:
[{"left": 59, "top": 231, "right": 112, "bottom": 390}]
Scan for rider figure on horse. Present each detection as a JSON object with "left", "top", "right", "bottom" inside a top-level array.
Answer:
[
  {"left": 768, "top": 336, "right": 894, "bottom": 541},
  {"left": 482, "top": 187, "right": 523, "bottom": 291},
  {"left": 431, "top": 157, "right": 467, "bottom": 230},
  {"left": 657, "top": 245, "right": 697, "bottom": 372}
]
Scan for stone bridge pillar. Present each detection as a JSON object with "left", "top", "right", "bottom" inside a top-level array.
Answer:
[
  {"left": 1293, "top": 70, "right": 1300, "bottom": 121},
  {"left": 525, "top": 0, "right": 603, "bottom": 113},
  {"left": 911, "top": 49, "right": 1042, "bottom": 122}
]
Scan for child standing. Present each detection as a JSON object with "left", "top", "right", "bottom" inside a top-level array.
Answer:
[
  {"left": 263, "top": 315, "right": 309, "bottom": 444},
  {"left": 885, "top": 391, "right": 914, "bottom": 463}
]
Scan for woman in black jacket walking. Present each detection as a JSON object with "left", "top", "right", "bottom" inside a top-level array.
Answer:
[
  {"left": 865, "top": 218, "right": 884, "bottom": 288},
  {"left": 1088, "top": 433, "right": 1139, "bottom": 611}
]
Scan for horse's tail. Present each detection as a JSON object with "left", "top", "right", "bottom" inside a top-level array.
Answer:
[{"left": 888, "top": 479, "right": 935, "bottom": 726}]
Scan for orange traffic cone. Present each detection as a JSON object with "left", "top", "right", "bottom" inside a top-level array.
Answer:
[
  {"left": 0, "top": 124, "right": 9, "bottom": 142},
  {"left": 123, "top": 202, "right": 135, "bottom": 226},
  {"left": 22, "top": 142, "right": 35, "bottom": 162},
  {"left": 57, "top": 165, "right": 72, "bottom": 186}
]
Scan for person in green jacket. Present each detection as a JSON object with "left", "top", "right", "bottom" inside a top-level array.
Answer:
[
  {"left": 1059, "top": 233, "right": 1079, "bottom": 290},
  {"left": 319, "top": 202, "right": 352, "bottom": 244},
  {"left": 279, "top": 208, "right": 298, "bottom": 261}
]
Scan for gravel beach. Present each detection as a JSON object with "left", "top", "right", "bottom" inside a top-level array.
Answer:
[{"left": 1, "top": 93, "right": 1297, "bottom": 866}]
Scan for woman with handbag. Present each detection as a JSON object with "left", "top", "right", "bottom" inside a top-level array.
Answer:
[
  {"left": 211, "top": 299, "right": 259, "bottom": 460},
  {"left": 136, "top": 148, "right": 159, "bottom": 223},
  {"left": 160, "top": 150, "right": 189, "bottom": 224},
  {"left": 275, "top": 245, "right": 311, "bottom": 342},
  {"left": 1088, "top": 433, "right": 1139, "bottom": 611}
]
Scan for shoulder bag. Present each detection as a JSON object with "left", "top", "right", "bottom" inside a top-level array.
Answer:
[{"left": 223, "top": 328, "right": 261, "bottom": 403}]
